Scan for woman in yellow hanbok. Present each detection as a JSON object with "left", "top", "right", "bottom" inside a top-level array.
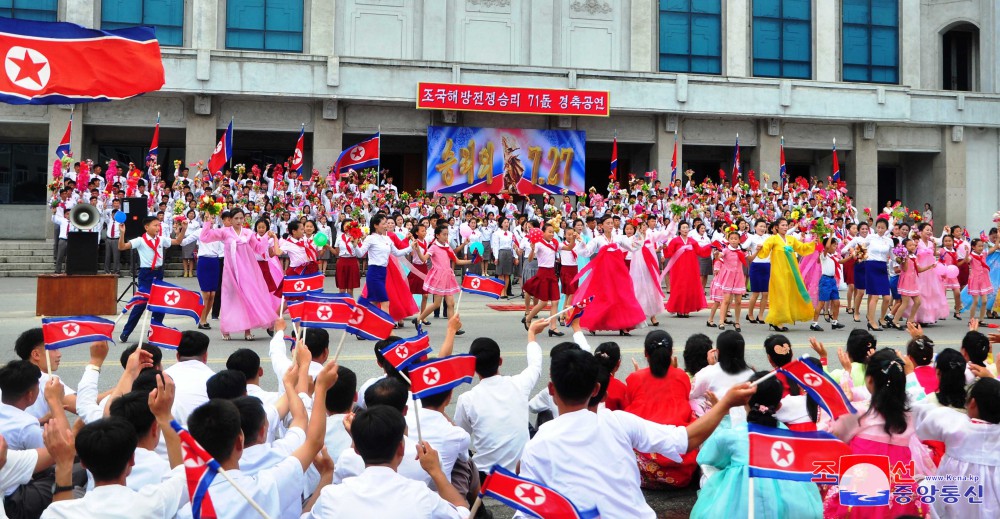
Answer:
[{"left": 754, "top": 218, "right": 816, "bottom": 330}]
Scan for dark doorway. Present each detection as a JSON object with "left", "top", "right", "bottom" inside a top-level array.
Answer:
[
  {"left": 943, "top": 24, "right": 978, "bottom": 91},
  {"left": 877, "top": 165, "right": 898, "bottom": 208}
]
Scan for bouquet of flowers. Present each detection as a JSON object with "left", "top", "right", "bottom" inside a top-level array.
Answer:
[
  {"left": 891, "top": 244, "right": 907, "bottom": 265},
  {"left": 891, "top": 202, "right": 906, "bottom": 221},
  {"left": 198, "top": 194, "right": 224, "bottom": 216},
  {"left": 909, "top": 210, "right": 922, "bottom": 222},
  {"left": 235, "top": 164, "right": 246, "bottom": 176},
  {"left": 812, "top": 217, "right": 834, "bottom": 239},
  {"left": 173, "top": 199, "right": 186, "bottom": 215},
  {"left": 854, "top": 244, "right": 869, "bottom": 261},
  {"left": 344, "top": 220, "right": 364, "bottom": 241},
  {"left": 350, "top": 207, "right": 363, "bottom": 221}
]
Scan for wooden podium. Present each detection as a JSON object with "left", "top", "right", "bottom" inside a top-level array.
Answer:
[{"left": 36, "top": 274, "right": 119, "bottom": 316}]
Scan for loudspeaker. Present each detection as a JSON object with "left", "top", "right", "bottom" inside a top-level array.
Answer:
[
  {"left": 123, "top": 197, "right": 148, "bottom": 241},
  {"left": 66, "top": 232, "right": 99, "bottom": 275}
]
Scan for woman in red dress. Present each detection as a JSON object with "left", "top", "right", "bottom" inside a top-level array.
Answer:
[
  {"left": 571, "top": 215, "right": 645, "bottom": 335},
  {"left": 663, "top": 221, "right": 713, "bottom": 318}
]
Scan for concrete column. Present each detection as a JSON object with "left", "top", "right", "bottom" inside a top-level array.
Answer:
[
  {"left": 754, "top": 120, "right": 780, "bottom": 185},
  {"left": 932, "top": 127, "right": 967, "bottom": 227},
  {"left": 847, "top": 124, "right": 878, "bottom": 214},
  {"left": 650, "top": 116, "right": 682, "bottom": 186},
  {"left": 309, "top": 0, "right": 336, "bottom": 56},
  {"left": 312, "top": 103, "right": 343, "bottom": 173},
  {"left": 725, "top": 0, "right": 749, "bottom": 77},
  {"left": 900, "top": 0, "right": 921, "bottom": 88},
  {"left": 814, "top": 0, "right": 836, "bottom": 82},
  {"left": 190, "top": 0, "right": 219, "bottom": 50},
  {"left": 64, "top": 0, "right": 95, "bottom": 26},
  {"left": 630, "top": 0, "right": 654, "bottom": 72},
  {"left": 185, "top": 109, "right": 216, "bottom": 172},
  {"left": 528, "top": 0, "right": 554, "bottom": 67},
  {"left": 421, "top": 0, "right": 447, "bottom": 61}
]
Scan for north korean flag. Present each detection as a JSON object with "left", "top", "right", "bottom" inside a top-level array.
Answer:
[
  {"left": 282, "top": 272, "right": 324, "bottom": 298},
  {"left": 207, "top": 119, "right": 233, "bottom": 175},
  {"left": 290, "top": 125, "right": 305, "bottom": 174},
  {"left": 41, "top": 316, "right": 116, "bottom": 350},
  {"left": 748, "top": 423, "right": 852, "bottom": 482},
  {"left": 147, "top": 320, "right": 182, "bottom": 350},
  {"left": 55, "top": 116, "right": 71, "bottom": 159},
  {"left": 461, "top": 272, "right": 505, "bottom": 299},
  {"left": 378, "top": 330, "right": 432, "bottom": 371},
  {"left": 122, "top": 291, "right": 150, "bottom": 314},
  {"left": 409, "top": 354, "right": 476, "bottom": 399},
  {"left": 170, "top": 422, "right": 220, "bottom": 519},
  {"left": 148, "top": 280, "right": 205, "bottom": 324},
  {"left": 347, "top": 298, "right": 396, "bottom": 341},
  {"left": 779, "top": 356, "right": 857, "bottom": 419},
  {"left": 480, "top": 466, "right": 599, "bottom": 519},
  {"left": 563, "top": 296, "right": 594, "bottom": 327},
  {"left": 0, "top": 18, "right": 164, "bottom": 105},
  {"left": 332, "top": 132, "right": 379, "bottom": 175},
  {"left": 298, "top": 294, "right": 353, "bottom": 329}
]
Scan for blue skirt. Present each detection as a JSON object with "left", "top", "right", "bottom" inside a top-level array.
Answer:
[
  {"left": 864, "top": 260, "right": 890, "bottom": 296},
  {"left": 365, "top": 264, "right": 389, "bottom": 302},
  {"left": 853, "top": 260, "right": 867, "bottom": 291},
  {"left": 749, "top": 263, "right": 771, "bottom": 293},
  {"left": 196, "top": 256, "right": 221, "bottom": 292}
]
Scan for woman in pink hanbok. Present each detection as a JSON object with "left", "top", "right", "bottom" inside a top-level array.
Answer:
[
  {"left": 914, "top": 223, "right": 948, "bottom": 324},
  {"left": 628, "top": 219, "right": 675, "bottom": 326},
  {"left": 796, "top": 231, "right": 822, "bottom": 305},
  {"left": 200, "top": 208, "right": 280, "bottom": 340}
]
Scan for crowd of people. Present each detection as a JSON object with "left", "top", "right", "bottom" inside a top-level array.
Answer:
[{"left": 14, "top": 158, "right": 999, "bottom": 518}]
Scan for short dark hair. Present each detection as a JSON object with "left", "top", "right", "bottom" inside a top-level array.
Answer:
[
  {"left": 469, "top": 338, "right": 501, "bottom": 378},
  {"left": 187, "top": 399, "right": 242, "bottom": 462},
  {"left": 763, "top": 334, "right": 793, "bottom": 367},
  {"left": 846, "top": 329, "right": 877, "bottom": 364},
  {"left": 962, "top": 331, "right": 990, "bottom": 366},
  {"left": 226, "top": 349, "right": 261, "bottom": 381},
  {"left": 906, "top": 336, "right": 934, "bottom": 366},
  {"left": 231, "top": 396, "right": 267, "bottom": 446},
  {"left": 178, "top": 330, "right": 210, "bottom": 358},
  {"left": 364, "top": 377, "right": 408, "bottom": 412},
  {"left": 132, "top": 368, "right": 162, "bottom": 393},
  {"left": 304, "top": 328, "right": 329, "bottom": 359},
  {"left": 13, "top": 328, "right": 43, "bottom": 360},
  {"left": 109, "top": 391, "right": 156, "bottom": 437},
  {"left": 550, "top": 349, "right": 600, "bottom": 406},
  {"left": 324, "top": 366, "right": 357, "bottom": 414},
  {"left": 351, "top": 405, "right": 405, "bottom": 465},
  {"left": 0, "top": 360, "right": 41, "bottom": 403},
  {"left": 970, "top": 378, "right": 1000, "bottom": 424},
  {"left": 420, "top": 388, "right": 452, "bottom": 408},
  {"left": 683, "top": 334, "right": 713, "bottom": 376},
  {"left": 120, "top": 343, "right": 163, "bottom": 369},
  {"left": 206, "top": 370, "right": 247, "bottom": 400},
  {"left": 76, "top": 417, "right": 139, "bottom": 482}
]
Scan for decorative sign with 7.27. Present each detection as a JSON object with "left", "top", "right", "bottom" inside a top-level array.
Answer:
[{"left": 425, "top": 126, "right": 586, "bottom": 195}]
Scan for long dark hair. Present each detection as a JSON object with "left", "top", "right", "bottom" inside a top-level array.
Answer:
[
  {"left": 644, "top": 330, "right": 673, "bottom": 378},
  {"left": 747, "top": 371, "right": 783, "bottom": 428},
  {"left": 683, "top": 334, "right": 712, "bottom": 377},
  {"left": 594, "top": 342, "right": 621, "bottom": 375},
  {"left": 865, "top": 349, "right": 909, "bottom": 435},
  {"left": 716, "top": 330, "right": 749, "bottom": 375},
  {"left": 935, "top": 348, "right": 967, "bottom": 409}
]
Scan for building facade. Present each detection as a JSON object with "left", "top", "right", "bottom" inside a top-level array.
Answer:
[{"left": 1, "top": 0, "right": 999, "bottom": 238}]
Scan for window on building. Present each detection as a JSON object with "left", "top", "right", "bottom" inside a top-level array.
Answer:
[
  {"left": 658, "top": 0, "right": 722, "bottom": 74},
  {"left": 0, "top": 0, "right": 57, "bottom": 21},
  {"left": 842, "top": 0, "right": 899, "bottom": 84},
  {"left": 0, "top": 143, "right": 48, "bottom": 204},
  {"left": 942, "top": 24, "right": 978, "bottom": 91},
  {"left": 753, "top": 0, "right": 812, "bottom": 79},
  {"left": 226, "top": 0, "right": 303, "bottom": 53},
  {"left": 102, "top": 0, "right": 184, "bottom": 47}
]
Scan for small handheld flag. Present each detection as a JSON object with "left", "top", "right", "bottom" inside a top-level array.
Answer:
[
  {"left": 748, "top": 423, "right": 852, "bottom": 482},
  {"left": 290, "top": 125, "right": 305, "bottom": 174},
  {"left": 480, "top": 466, "right": 599, "bottom": 519},
  {"left": 147, "top": 320, "right": 182, "bottom": 350},
  {"left": 55, "top": 115, "right": 72, "bottom": 159},
  {"left": 347, "top": 298, "right": 396, "bottom": 341},
  {"left": 147, "top": 113, "right": 160, "bottom": 163},
  {"left": 207, "top": 119, "right": 233, "bottom": 175},
  {"left": 122, "top": 291, "right": 150, "bottom": 314},
  {"left": 297, "top": 294, "right": 353, "bottom": 329},
  {"left": 148, "top": 281, "right": 205, "bottom": 324},
  {"left": 409, "top": 355, "right": 476, "bottom": 399},
  {"left": 609, "top": 136, "right": 618, "bottom": 182},
  {"left": 282, "top": 272, "right": 325, "bottom": 298},
  {"left": 563, "top": 296, "right": 594, "bottom": 327},
  {"left": 41, "top": 316, "right": 115, "bottom": 350},
  {"left": 378, "top": 330, "right": 433, "bottom": 371},
  {"left": 171, "top": 421, "right": 220, "bottom": 519},
  {"left": 831, "top": 138, "right": 840, "bottom": 183},
  {"left": 461, "top": 273, "right": 505, "bottom": 299},
  {"left": 778, "top": 356, "right": 857, "bottom": 419}
]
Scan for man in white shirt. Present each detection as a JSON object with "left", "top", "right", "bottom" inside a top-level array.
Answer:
[
  {"left": 12, "top": 328, "right": 77, "bottom": 420},
  {"left": 454, "top": 330, "right": 542, "bottom": 476},
  {"left": 0, "top": 361, "right": 45, "bottom": 451},
  {"left": 2, "top": 374, "right": 63, "bottom": 519},
  {"left": 105, "top": 391, "right": 172, "bottom": 490},
  {"left": 103, "top": 198, "right": 122, "bottom": 275},
  {"left": 0, "top": 435, "right": 54, "bottom": 501},
  {"left": 162, "top": 331, "right": 215, "bottom": 426},
  {"left": 517, "top": 349, "right": 755, "bottom": 519},
  {"left": 226, "top": 349, "right": 280, "bottom": 408},
  {"left": 269, "top": 319, "right": 326, "bottom": 383},
  {"left": 321, "top": 366, "right": 356, "bottom": 459},
  {"left": 410, "top": 387, "right": 473, "bottom": 500},
  {"left": 303, "top": 406, "right": 469, "bottom": 519}
]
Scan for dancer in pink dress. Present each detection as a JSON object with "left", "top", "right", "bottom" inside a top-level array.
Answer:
[
  {"left": 895, "top": 238, "right": 923, "bottom": 325},
  {"left": 628, "top": 220, "right": 675, "bottom": 326},
  {"left": 966, "top": 238, "right": 994, "bottom": 321},
  {"left": 914, "top": 223, "right": 948, "bottom": 324},
  {"left": 199, "top": 208, "right": 280, "bottom": 340},
  {"left": 796, "top": 231, "right": 821, "bottom": 305},
  {"left": 412, "top": 224, "right": 472, "bottom": 332},
  {"left": 714, "top": 232, "right": 748, "bottom": 331},
  {"left": 938, "top": 234, "right": 964, "bottom": 319}
]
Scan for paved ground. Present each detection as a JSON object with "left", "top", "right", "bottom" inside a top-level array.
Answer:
[{"left": 0, "top": 277, "right": 977, "bottom": 517}]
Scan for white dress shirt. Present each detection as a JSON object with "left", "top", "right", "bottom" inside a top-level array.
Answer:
[
  {"left": 304, "top": 466, "right": 467, "bottom": 519},
  {"left": 517, "top": 408, "right": 689, "bottom": 519},
  {"left": 335, "top": 435, "right": 432, "bottom": 487},
  {"left": 0, "top": 449, "right": 37, "bottom": 497},
  {"left": 25, "top": 372, "right": 75, "bottom": 420},
  {"left": 453, "top": 341, "right": 542, "bottom": 472},
  {"left": 41, "top": 471, "right": 187, "bottom": 519},
  {"left": 864, "top": 232, "right": 894, "bottom": 263},
  {"left": 355, "top": 233, "right": 411, "bottom": 267},
  {"left": 86, "top": 447, "right": 172, "bottom": 492},
  {"left": 162, "top": 360, "right": 215, "bottom": 426},
  {"left": 325, "top": 413, "right": 352, "bottom": 463},
  {"left": 406, "top": 409, "right": 470, "bottom": 482},
  {"left": 175, "top": 457, "right": 304, "bottom": 519},
  {"left": 0, "top": 403, "right": 43, "bottom": 451}
]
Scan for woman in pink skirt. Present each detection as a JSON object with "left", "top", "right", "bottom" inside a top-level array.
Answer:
[
  {"left": 895, "top": 238, "right": 923, "bottom": 325},
  {"left": 966, "top": 238, "right": 994, "bottom": 321},
  {"left": 714, "top": 231, "right": 748, "bottom": 332},
  {"left": 705, "top": 251, "right": 724, "bottom": 328},
  {"left": 939, "top": 234, "right": 964, "bottom": 319},
  {"left": 412, "top": 224, "right": 472, "bottom": 333}
]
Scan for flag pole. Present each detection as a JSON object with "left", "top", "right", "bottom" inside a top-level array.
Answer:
[
  {"left": 397, "top": 372, "right": 423, "bottom": 443},
  {"left": 749, "top": 369, "right": 779, "bottom": 387},
  {"left": 40, "top": 315, "right": 52, "bottom": 374},
  {"left": 332, "top": 329, "right": 348, "bottom": 363},
  {"left": 376, "top": 125, "right": 382, "bottom": 186},
  {"left": 468, "top": 497, "right": 483, "bottom": 518},
  {"left": 229, "top": 116, "right": 234, "bottom": 170},
  {"left": 137, "top": 310, "right": 151, "bottom": 349},
  {"left": 214, "top": 468, "right": 273, "bottom": 519},
  {"left": 748, "top": 476, "right": 755, "bottom": 519}
]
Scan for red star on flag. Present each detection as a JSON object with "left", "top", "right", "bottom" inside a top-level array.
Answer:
[{"left": 9, "top": 50, "right": 46, "bottom": 85}]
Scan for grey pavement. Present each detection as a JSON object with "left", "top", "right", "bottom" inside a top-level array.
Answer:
[{"left": 0, "top": 277, "right": 978, "bottom": 517}]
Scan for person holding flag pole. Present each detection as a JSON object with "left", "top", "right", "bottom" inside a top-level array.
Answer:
[{"left": 117, "top": 216, "right": 187, "bottom": 342}]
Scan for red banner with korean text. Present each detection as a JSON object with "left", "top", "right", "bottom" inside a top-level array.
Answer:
[
  {"left": 416, "top": 82, "right": 609, "bottom": 117},
  {"left": 426, "top": 126, "right": 585, "bottom": 195}
]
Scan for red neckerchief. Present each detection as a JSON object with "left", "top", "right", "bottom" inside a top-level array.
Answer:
[
  {"left": 291, "top": 237, "right": 317, "bottom": 262},
  {"left": 971, "top": 253, "right": 989, "bottom": 271},
  {"left": 727, "top": 246, "right": 747, "bottom": 267},
  {"left": 416, "top": 240, "right": 429, "bottom": 253},
  {"left": 941, "top": 249, "right": 957, "bottom": 265},
  {"left": 435, "top": 241, "right": 458, "bottom": 262},
  {"left": 340, "top": 234, "right": 353, "bottom": 255},
  {"left": 142, "top": 233, "right": 161, "bottom": 268},
  {"left": 539, "top": 239, "right": 559, "bottom": 252}
]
